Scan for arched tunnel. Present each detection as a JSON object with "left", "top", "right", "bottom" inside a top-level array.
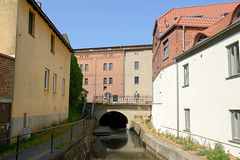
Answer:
[{"left": 98, "top": 111, "right": 128, "bottom": 129}]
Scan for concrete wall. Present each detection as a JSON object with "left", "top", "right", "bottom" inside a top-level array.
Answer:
[
  {"left": 0, "top": 0, "right": 18, "bottom": 56},
  {"left": 124, "top": 49, "right": 152, "bottom": 98},
  {"left": 0, "top": 0, "right": 72, "bottom": 136},
  {"left": 177, "top": 27, "right": 240, "bottom": 157}
]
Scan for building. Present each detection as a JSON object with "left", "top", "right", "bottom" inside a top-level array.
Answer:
[
  {"left": 0, "top": 0, "right": 73, "bottom": 137},
  {"left": 74, "top": 44, "right": 152, "bottom": 103},
  {"left": 152, "top": 2, "right": 240, "bottom": 157},
  {"left": 0, "top": 53, "right": 15, "bottom": 140}
]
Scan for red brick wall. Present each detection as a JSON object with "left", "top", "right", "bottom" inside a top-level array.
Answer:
[
  {"left": 152, "top": 26, "right": 206, "bottom": 80},
  {"left": 0, "top": 54, "right": 15, "bottom": 99}
]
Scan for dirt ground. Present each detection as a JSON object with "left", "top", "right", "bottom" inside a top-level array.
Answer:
[{"left": 134, "top": 116, "right": 239, "bottom": 160}]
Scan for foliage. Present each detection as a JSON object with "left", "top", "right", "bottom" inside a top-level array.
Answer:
[
  {"left": 69, "top": 53, "right": 84, "bottom": 108},
  {"left": 207, "top": 143, "right": 230, "bottom": 160}
]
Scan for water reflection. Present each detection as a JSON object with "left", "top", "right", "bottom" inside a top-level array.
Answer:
[{"left": 90, "top": 129, "right": 159, "bottom": 160}]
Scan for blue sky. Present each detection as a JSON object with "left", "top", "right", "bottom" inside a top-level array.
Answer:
[{"left": 39, "top": 0, "right": 239, "bottom": 49}]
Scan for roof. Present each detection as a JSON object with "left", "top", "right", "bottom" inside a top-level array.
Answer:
[
  {"left": 27, "top": 0, "right": 74, "bottom": 53},
  {"left": 154, "top": 2, "right": 240, "bottom": 35},
  {"left": 0, "top": 53, "right": 15, "bottom": 60},
  {"left": 174, "top": 4, "right": 240, "bottom": 62}
]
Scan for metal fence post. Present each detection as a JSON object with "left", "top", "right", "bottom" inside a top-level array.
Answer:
[
  {"left": 51, "top": 127, "right": 53, "bottom": 154},
  {"left": 71, "top": 123, "right": 73, "bottom": 140},
  {"left": 83, "top": 119, "right": 85, "bottom": 133},
  {"left": 16, "top": 135, "right": 20, "bottom": 160}
]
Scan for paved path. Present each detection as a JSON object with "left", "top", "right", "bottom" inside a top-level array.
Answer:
[{"left": 1, "top": 120, "right": 87, "bottom": 160}]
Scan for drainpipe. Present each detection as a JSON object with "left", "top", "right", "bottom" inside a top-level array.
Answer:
[
  {"left": 174, "top": 59, "right": 179, "bottom": 137},
  {"left": 182, "top": 25, "right": 185, "bottom": 52},
  {"left": 123, "top": 50, "right": 125, "bottom": 97}
]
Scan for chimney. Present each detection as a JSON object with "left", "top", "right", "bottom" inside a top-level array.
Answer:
[{"left": 37, "top": 2, "right": 42, "bottom": 9}]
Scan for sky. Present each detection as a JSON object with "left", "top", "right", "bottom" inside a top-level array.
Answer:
[{"left": 38, "top": 0, "right": 239, "bottom": 49}]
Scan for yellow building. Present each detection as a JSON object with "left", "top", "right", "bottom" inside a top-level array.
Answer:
[{"left": 0, "top": 0, "right": 73, "bottom": 137}]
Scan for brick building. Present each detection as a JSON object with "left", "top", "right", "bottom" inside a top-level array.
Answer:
[{"left": 74, "top": 44, "right": 152, "bottom": 103}]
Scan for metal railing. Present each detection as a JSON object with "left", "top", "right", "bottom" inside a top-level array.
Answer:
[
  {"left": 0, "top": 113, "right": 91, "bottom": 160},
  {"left": 94, "top": 95, "right": 152, "bottom": 104}
]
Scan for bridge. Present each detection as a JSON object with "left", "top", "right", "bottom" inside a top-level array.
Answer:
[{"left": 92, "top": 104, "right": 151, "bottom": 129}]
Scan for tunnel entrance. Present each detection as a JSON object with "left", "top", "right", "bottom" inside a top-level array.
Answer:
[{"left": 98, "top": 111, "right": 128, "bottom": 129}]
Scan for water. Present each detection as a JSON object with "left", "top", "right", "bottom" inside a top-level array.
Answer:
[{"left": 90, "top": 129, "right": 160, "bottom": 160}]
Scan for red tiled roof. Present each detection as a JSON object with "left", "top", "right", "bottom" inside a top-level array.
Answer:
[
  {"left": 0, "top": 53, "right": 15, "bottom": 60},
  {"left": 156, "top": 2, "right": 240, "bottom": 34},
  {"left": 176, "top": 16, "right": 219, "bottom": 26}
]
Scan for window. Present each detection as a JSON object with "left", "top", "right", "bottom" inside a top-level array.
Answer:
[
  {"left": 134, "top": 76, "right": 139, "bottom": 84},
  {"left": 103, "top": 78, "right": 107, "bottom": 85},
  {"left": 80, "top": 64, "right": 83, "bottom": 71},
  {"left": 50, "top": 35, "right": 55, "bottom": 53},
  {"left": 109, "top": 63, "right": 113, "bottom": 71},
  {"left": 163, "top": 40, "right": 169, "bottom": 59},
  {"left": 109, "top": 78, "right": 113, "bottom": 85},
  {"left": 103, "top": 63, "right": 107, "bottom": 71},
  {"left": 62, "top": 79, "right": 65, "bottom": 95},
  {"left": 44, "top": 69, "right": 49, "bottom": 90},
  {"left": 183, "top": 64, "right": 189, "bottom": 86},
  {"left": 28, "top": 11, "right": 35, "bottom": 36},
  {"left": 84, "top": 78, "right": 88, "bottom": 85},
  {"left": 227, "top": 42, "right": 239, "bottom": 76},
  {"left": 53, "top": 73, "right": 57, "bottom": 93},
  {"left": 85, "top": 64, "right": 89, "bottom": 71},
  {"left": 185, "top": 109, "right": 190, "bottom": 131},
  {"left": 134, "top": 61, "right": 139, "bottom": 70},
  {"left": 230, "top": 111, "right": 240, "bottom": 141}
]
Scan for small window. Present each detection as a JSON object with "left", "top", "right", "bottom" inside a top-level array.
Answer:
[
  {"left": 50, "top": 35, "right": 55, "bottom": 53},
  {"left": 227, "top": 42, "right": 240, "bottom": 76},
  {"left": 109, "top": 63, "right": 113, "bottom": 71},
  {"left": 103, "top": 78, "right": 107, "bottom": 85},
  {"left": 44, "top": 69, "right": 49, "bottom": 90},
  {"left": 163, "top": 40, "right": 169, "bottom": 59},
  {"left": 53, "top": 73, "right": 57, "bottom": 93},
  {"left": 80, "top": 64, "right": 83, "bottom": 71},
  {"left": 134, "top": 76, "right": 139, "bottom": 84},
  {"left": 85, "top": 64, "right": 89, "bottom": 71},
  {"left": 84, "top": 78, "right": 88, "bottom": 85},
  {"left": 103, "top": 63, "right": 107, "bottom": 71},
  {"left": 109, "top": 78, "right": 113, "bottom": 85},
  {"left": 134, "top": 61, "right": 139, "bottom": 70},
  {"left": 185, "top": 109, "right": 190, "bottom": 131},
  {"left": 28, "top": 11, "right": 35, "bottom": 36},
  {"left": 230, "top": 111, "right": 240, "bottom": 141},
  {"left": 183, "top": 64, "right": 189, "bottom": 86},
  {"left": 62, "top": 79, "right": 65, "bottom": 95}
]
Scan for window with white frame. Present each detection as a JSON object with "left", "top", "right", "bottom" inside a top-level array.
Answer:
[
  {"left": 62, "top": 79, "right": 65, "bottom": 95},
  {"left": 44, "top": 69, "right": 49, "bottom": 90},
  {"left": 163, "top": 40, "right": 169, "bottom": 59},
  {"left": 53, "top": 73, "right": 57, "bottom": 93},
  {"left": 134, "top": 61, "right": 139, "bottom": 70},
  {"left": 230, "top": 110, "right": 240, "bottom": 141},
  {"left": 85, "top": 64, "right": 89, "bottom": 71},
  {"left": 84, "top": 78, "right": 88, "bottom": 85},
  {"left": 185, "top": 109, "right": 190, "bottom": 131},
  {"left": 103, "top": 63, "right": 107, "bottom": 71},
  {"left": 227, "top": 42, "right": 240, "bottom": 76},
  {"left": 109, "top": 63, "right": 113, "bottom": 71},
  {"left": 183, "top": 64, "right": 189, "bottom": 86},
  {"left": 109, "top": 78, "right": 113, "bottom": 85},
  {"left": 103, "top": 78, "right": 107, "bottom": 85},
  {"left": 80, "top": 64, "right": 83, "bottom": 71}
]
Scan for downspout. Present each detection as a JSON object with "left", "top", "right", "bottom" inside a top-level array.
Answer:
[
  {"left": 182, "top": 25, "right": 185, "bottom": 51},
  {"left": 123, "top": 49, "right": 125, "bottom": 97},
  {"left": 174, "top": 59, "right": 179, "bottom": 137}
]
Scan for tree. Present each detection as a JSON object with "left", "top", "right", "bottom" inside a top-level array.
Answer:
[{"left": 69, "top": 53, "right": 83, "bottom": 107}]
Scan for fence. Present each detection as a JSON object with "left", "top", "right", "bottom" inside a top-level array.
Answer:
[
  {"left": 94, "top": 95, "right": 152, "bottom": 104},
  {"left": 0, "top": 113, "right": 91, "bottom": 160}
]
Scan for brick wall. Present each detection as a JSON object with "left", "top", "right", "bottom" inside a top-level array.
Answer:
[{"left": 0, "top": 53, "right": 15, "bottom": 99}]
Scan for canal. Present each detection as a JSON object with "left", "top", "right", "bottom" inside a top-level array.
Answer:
[{"left": 89, "top": 129, "right": 161, "bottom": 160}]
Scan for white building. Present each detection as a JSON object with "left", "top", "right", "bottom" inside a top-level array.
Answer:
[{"left": 152, "top": 4, "right": 240, "bottom": 157}]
